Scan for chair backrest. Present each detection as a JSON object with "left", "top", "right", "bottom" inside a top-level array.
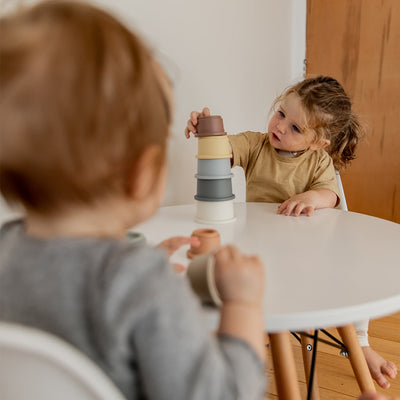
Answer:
[
  {"left": 335, "top": 170, "right": 348, "bottom": 211},
  {"left": 0, "top": 322, "right": 126, "bottom": 400}
]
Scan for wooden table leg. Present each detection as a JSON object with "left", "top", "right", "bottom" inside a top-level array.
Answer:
[
  {"left": 300, "top": 331, "right": 320, "bottom": 400},
  {"left": 269, "top": 332, "right": 302, "bottom": 400},
  {"left": 337, "top": 324, "right": 376, "bottom": 393}
]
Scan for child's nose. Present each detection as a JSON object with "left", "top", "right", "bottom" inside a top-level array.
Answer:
[{"left": 277, "top": 120, "right": 288, "bottom": 135}]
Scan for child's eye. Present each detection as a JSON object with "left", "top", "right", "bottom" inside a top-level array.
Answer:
[
  {"left": 292, "top": 125, "right": 301, "bottom": 133},
  {"left": 278, "top": 110, "right": 285, "bottom": 118}
]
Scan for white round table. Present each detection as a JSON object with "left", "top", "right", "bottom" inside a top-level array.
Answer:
[
  {"left": 136, "top": 202, "right": 400, "bottom": 333},
  {"left": 136, "top": 202, "right": 400, "bottom": 399}
]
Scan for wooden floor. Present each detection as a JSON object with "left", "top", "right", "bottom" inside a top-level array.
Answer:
[{"left": 265, "top": 312, "right": 400, "bottom": 399}]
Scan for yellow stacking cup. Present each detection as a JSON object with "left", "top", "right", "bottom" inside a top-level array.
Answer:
[{"left": 197, "top": 136, "right": 232, "bottom": 159}]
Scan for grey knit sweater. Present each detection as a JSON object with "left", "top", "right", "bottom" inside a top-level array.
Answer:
[{"left": 0, "top": 220, "right": 265, "bottom": 400}]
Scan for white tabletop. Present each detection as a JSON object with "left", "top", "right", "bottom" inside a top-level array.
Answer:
[{"left": 136, "top": 202, "right": 400, "bottom": 333}]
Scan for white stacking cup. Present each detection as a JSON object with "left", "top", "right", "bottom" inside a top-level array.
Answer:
[{"left": 195, "top": 199, "right": 236, "bottom": 224}]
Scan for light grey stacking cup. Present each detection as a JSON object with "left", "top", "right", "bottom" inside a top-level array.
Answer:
[
  {"left": 195, "top": 158, "right": 232, "bottom": 180},
  {"left": 195, "top": 178, "right": 235, "bottom": 202}
]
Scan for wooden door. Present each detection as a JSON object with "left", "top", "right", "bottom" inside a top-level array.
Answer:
[{"left": 306, "top": 0, "right": 400, "bottom": 223}]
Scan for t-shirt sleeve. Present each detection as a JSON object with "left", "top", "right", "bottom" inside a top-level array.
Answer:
[
  {"left": 309, "top": 151, "right": 341, "bottom": 205},
  {"left": 105, "top": 247, "right": 266, "bottom": 400},
  {"left": 229, "top": 131, "right": 265, "bottom": 172}
]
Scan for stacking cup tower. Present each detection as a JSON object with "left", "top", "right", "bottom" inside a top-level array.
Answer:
[{"left": 194, "top": 115, "right": 236, "bottom": 223}]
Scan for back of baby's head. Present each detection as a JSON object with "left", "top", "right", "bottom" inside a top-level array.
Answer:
[
  {"left": 0, "top": 0, "right": 171, "bottom": 214},
  {"left": 285, "top": 76, "right": 363, "bottom": 170}
]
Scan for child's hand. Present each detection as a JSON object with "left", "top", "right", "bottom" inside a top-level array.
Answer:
[
  {"left": 277, "top": 189, "right": 337, "bottom": 217},
  {"left": 214, "top": 245, "right": 264, "bottom": 306},
  {"left": 277, "top": 191, "right": 319, "bottom": 217},
  {"left": 157, "top": 236, "right": 200, "bottom": 273},
  {"left": 184, "top": 107, "right": 211, "bottom": 138}
]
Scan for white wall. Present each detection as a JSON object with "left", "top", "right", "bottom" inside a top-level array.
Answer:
[{"left": 0, "top": 0, "right": 306, "bottom": 223}]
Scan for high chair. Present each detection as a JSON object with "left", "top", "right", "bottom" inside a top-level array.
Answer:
[
  {"left": 0, "top": 322, "right": 126, "bottom": 400},
  {"left": 294, "top": 171, "right": 375, "bottom": 400}
]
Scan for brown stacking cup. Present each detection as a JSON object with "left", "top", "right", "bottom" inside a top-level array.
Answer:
[{"left": 196, "top": 115, "right": 226, "bottom": 137}]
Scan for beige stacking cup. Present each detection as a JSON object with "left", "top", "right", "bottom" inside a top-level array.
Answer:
[
  {"left": 197, "top": 136, "right": 232, "bottom": 159},
  {"left": 186, "top": 252, "right": 222, "bottom": 307}
]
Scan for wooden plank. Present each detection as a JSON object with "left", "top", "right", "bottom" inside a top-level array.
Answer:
[{"left": 265, "top": 311, "right": 400, "bottom": 398}]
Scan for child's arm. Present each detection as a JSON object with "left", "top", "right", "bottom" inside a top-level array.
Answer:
[
  {"left": 214, "top": 245, "right": 265, "bottom": 362},
  {"left": 277, "top": 188, "right": 338, "bottom": 217},
  {"left": 184, "top": 107, "right": 211, "bottom": 138}
]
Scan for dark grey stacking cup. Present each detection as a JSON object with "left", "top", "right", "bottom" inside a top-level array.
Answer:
[
  {"left": 196, "top": 115, "right": 226, "bottom": 137},
  {"left": 195, "top": 158, "right": 232, "bottom": 179},
  {"left": 195, "top": 178, "right": 235, "bottom": 201}
]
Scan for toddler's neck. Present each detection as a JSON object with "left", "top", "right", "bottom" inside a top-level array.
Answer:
[{"left": 276, "top": 149, "right": 306, "bottom": 158}]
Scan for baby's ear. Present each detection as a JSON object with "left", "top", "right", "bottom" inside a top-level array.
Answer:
[
  {"left": 128, "top": 145, "right": 163, "bottom": 200},
  {"left": 310, "top": 138, "right": 330, "bottom": 150}
]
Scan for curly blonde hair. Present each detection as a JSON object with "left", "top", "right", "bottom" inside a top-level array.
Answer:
[{"left": 272, "top": 75, "right": 363, "bottom": 170}]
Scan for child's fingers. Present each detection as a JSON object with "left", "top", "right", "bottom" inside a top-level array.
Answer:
[
  {"left": 283, "top": 201, "right": 296, "bottom": 216},
  {"left": 184, "top": 126, "right": 194, "bottom": 138},
  {"left": 302, "top": 205, "right": 314, "bottom": 217},
  {"left": 201, "top": 107, "right": 210, "bottom": 117},
  {"left": 278, "top": 201, "right": 315, "bottom": 217},
  {"left": 190, "top": 110, "right": 201, "bottom": 125},
  {"left": 184, "top": 126, "right": 190, "bottom": 138},
  {"left": 293, "top": 203, "right": 305, "bottom": 217},
  {"left": 277, "top": 201, "right": 288, "bottom": 214},
  {"left": 185, "top": 119, "right": 198, "bottom": 137},
  {"left": 158, "top": 236, "right": 198, "bottom": 255},
  {"left": 172, "top": 263, "right": 186, "bottom": 273}
]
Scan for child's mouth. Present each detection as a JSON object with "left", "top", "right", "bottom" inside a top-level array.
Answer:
[{"left": 272, "top": 133, "right": 280, "bottom": 142}]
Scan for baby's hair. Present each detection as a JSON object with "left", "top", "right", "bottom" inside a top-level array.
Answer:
[
  {"left": 0, "top": 0, "right": 171, "bottom": 214},
  {"left": 273, "top": 75, "right": 363, "bottom": 170}
]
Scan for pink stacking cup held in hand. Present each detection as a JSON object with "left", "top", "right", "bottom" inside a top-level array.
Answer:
[{"left": 187, "top": 228, "right": 221, "bottom": 259}]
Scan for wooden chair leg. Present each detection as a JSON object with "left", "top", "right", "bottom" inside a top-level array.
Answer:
[
  {"left": 269, "top": 332, "right": 302, "bottom": 400},
  {"left": 300, "top": 331, "right": 320, "bottom": 400},
  {"left": 337, "top": 324, "right": 376, "bottom": 393}
]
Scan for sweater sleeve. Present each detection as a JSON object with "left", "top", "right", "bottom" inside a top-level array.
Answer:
[{"left": 104, "top": 246, "right": 266, "bottom": 400}]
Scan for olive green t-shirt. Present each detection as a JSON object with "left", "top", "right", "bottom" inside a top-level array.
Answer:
[{"left": 229, "top": 131, "right": 339, "bottom": 203}]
